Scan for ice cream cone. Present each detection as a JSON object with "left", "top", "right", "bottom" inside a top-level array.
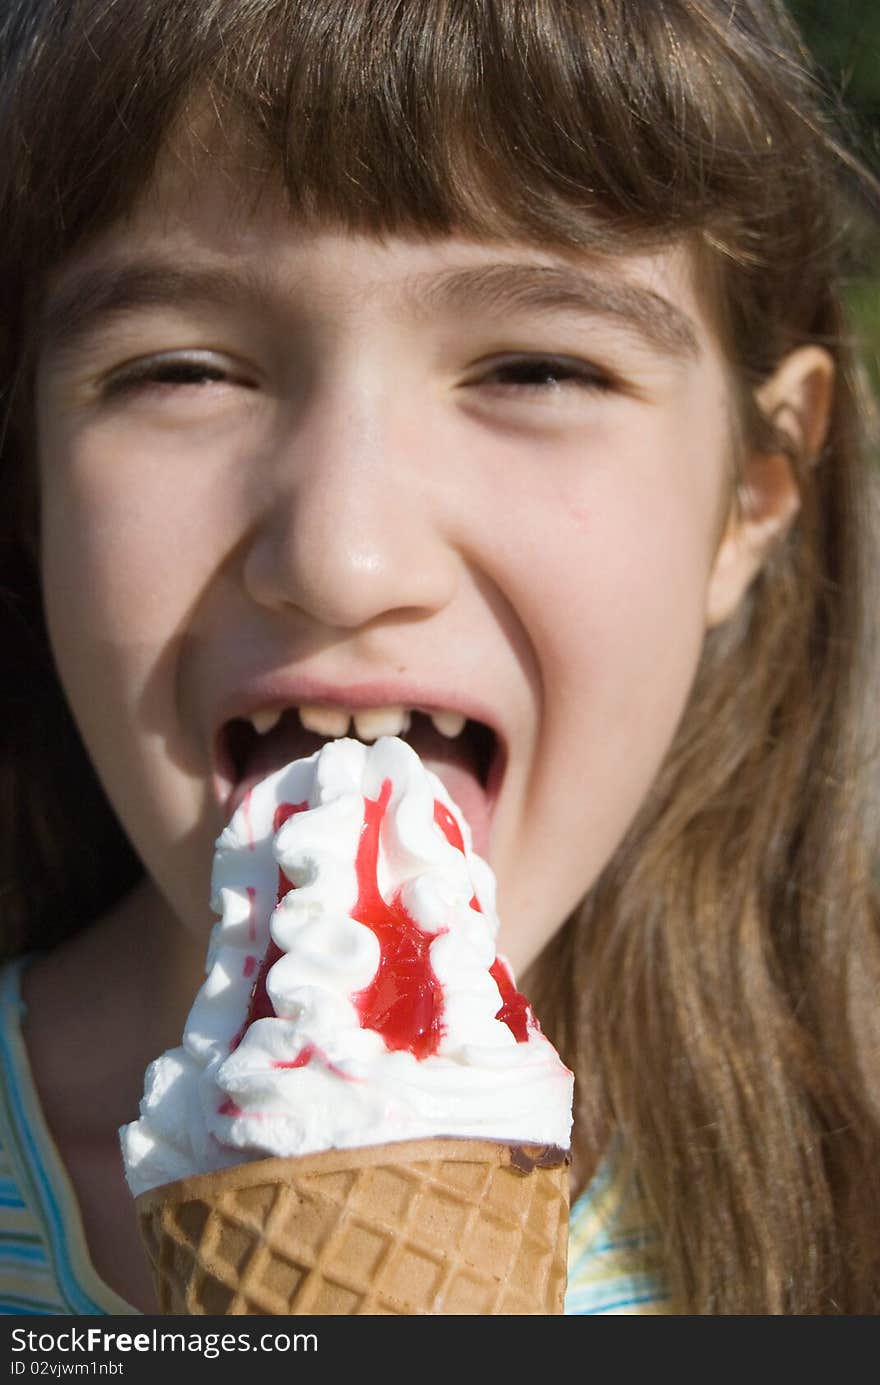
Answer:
[{"left": 136, "top": 1137, "right": 570, "bottom": 1315}]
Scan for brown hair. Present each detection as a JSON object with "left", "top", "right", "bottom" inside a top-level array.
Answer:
[{"left": 1, "top": 0, "right": 878, "bottom": 1313}]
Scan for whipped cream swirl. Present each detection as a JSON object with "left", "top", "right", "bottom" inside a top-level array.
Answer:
[{"left": 120, "top": 737, "right": 573, "bottom": 1196}]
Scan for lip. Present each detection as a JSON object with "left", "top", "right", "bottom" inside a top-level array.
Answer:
[{"left": 211, "top": 673, "right": 510, "bottom": 828}]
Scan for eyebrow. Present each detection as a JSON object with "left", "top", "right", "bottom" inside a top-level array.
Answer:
[
  {"left": 38, "top": 256, "right": 700, "bottom": 362},
  {"left": 38, "top": 263, "right": 272, "bottom": 356},
  {"left": 416, "top": 262, "right": 700, "bottom": 359}
]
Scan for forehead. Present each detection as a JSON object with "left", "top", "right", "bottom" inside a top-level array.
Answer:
[{"left": 39, "top": 150, "right": 717, "bottom": 372}]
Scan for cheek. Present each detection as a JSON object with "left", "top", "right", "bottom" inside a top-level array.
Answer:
[
  {"left": 492, "top": 456, "right": 722, "bottom": 968},
  {"left": 501, "top": 420, "right": 724, "bottom": 848},
  {"left": 576, "top": 490, "right": 708, "bottom": 673},
  {"left": 35, "top": 422, "right": 246, "bottom": 853},
  {"left": 38, "top": 420, "right": 240, "bottom": 680},
  {"left": 36, "top": 424, "right": 235, "bottom": 923},
  {"left": 519, "top": 462, "right": 718, "bottom": 700}
]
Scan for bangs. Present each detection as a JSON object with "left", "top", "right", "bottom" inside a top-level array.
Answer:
[{"left": 0, "top": 0, "right": 834, "bottom": 281}]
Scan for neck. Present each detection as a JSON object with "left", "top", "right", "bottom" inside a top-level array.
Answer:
[{"left": 21, "top": 877, "right": 205, "bottom": 1139}]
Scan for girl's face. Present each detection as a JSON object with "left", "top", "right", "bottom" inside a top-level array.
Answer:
[{"left": 34, "top": 160, "right": 737, "bottom": 973}]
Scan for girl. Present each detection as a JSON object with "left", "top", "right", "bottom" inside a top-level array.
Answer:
[{"left": 1, "top": 0, "right": 878, "bottom": 1315}]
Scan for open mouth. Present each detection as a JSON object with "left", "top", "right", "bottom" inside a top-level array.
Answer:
[{"left": 217, "top": 706, "right": 503, "bottom": 858}]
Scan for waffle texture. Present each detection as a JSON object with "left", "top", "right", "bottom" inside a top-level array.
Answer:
[{"left": 136, "top": 1137, "right": 570, "bottom": 1314}]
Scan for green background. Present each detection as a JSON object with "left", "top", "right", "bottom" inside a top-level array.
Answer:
[{"left": 787, "top": 0, "right": 879, "bottom": 392}]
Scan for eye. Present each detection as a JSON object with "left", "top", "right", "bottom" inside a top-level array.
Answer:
[
  {"left": 102, "top": 351, "right": 256, "bottom": 398},
  {"left": 474, "top": 354, "right": 614, "bottom": 394}
]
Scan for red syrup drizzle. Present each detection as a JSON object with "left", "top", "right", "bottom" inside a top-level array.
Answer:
[
  {"left": 432, "top": 799, "right": 533, "bottom": 1043},
  {"left": 433, "top": 801, "right": 481, "bottom": 912},
  {"left": 272, "top": 1040, "right": 353, "bottom": 1080},
  {"left": 489, "top": 957, "right": 531, "bottom": 1043},
  {"left": 224, "top": 782, "right": 532, "bottom": 1100},
  {"left": 217, "top": 1098, "right": 245, "bottom": 1118},
  {"left": 350, "top": 780, "right": 446, "bottom": 1059},
  {"left": 274, "top": 1041, "right": 316, "bottom": 1069}
]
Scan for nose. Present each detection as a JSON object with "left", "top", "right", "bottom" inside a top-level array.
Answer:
[{"left": 242, "top": 386, "right": 460, "bottom": 630}]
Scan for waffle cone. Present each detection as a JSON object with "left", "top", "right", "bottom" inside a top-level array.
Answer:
[{"left": 136, "top": 1137, "right": 570, "bottom": 1314}]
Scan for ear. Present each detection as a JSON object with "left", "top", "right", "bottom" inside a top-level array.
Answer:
[{"left": 705, "top": 346, "right": 834, "bottom": 629}]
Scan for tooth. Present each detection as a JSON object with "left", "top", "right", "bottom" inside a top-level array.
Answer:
[
  {"left": 249, "top": 709, "right": 282, "bottom": 735},
  {"left": 431, "top": 710, "right": 467, "bottom": 738},
  {"left": 352, "top": 706, "right": 411, "bottom": 742},
  {"left": 299, "top": 704, "right": 352, "bottom": 738}
]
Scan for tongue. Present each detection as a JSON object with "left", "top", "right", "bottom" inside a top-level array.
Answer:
[
  {"left": 236, "top": 718, "right": 491, "bottom": 858},
  {"left": 408, "top": 730, "right": 491, "bottom": 860}
]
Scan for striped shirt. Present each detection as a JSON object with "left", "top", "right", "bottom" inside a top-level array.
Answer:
[{"left": 0, "top": 955, "right": 669, "bottom": 1315}]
